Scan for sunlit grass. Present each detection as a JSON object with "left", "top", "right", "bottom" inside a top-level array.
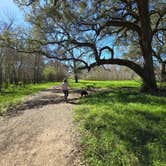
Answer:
[
  {"left": 75, "top": 87, "right": 166, "bottom": 166},
  {"left": 0, "top": 82, "right": 59, "bottom": 113},
  {"left": 69, "top": 79, "right": 141, "bottom": 89}
]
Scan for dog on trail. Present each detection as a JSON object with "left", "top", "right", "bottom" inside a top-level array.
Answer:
[{"left": 80, "top": 90, "right": 88, "bottom": 97}]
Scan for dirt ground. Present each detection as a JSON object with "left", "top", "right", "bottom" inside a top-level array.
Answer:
[{"left": 0, "top": 86, "right": 84, "bottom": 166}]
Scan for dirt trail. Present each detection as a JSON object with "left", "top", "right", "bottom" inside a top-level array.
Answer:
[{"left": 0, "top": 86, "right": 83, "bottom": 166}]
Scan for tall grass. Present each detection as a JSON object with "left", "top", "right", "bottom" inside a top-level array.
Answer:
[
  {"left": 75, "top": 87, "right": 166, "bottom": 166},
  {"left": 0, "top": 82, "right": 59, "bottom": 113}
]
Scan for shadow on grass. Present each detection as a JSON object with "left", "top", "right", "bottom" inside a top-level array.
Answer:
[
  {"left": 98, "top": 111, "right": 165, "bottom": 165},
  {"left": 80, "top": 87, "right": 166, "bottom": 107},
  {"left": 77, "top": 87, "right": 166, "bottom": 165}
]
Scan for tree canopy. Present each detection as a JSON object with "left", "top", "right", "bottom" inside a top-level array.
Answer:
[{"left": 8, "top": 0, "right": 166, "bottom": 91}]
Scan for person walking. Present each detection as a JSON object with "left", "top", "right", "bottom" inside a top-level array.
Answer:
[{"left": 62, "top": 78, "right": 69, "bottom": 102}]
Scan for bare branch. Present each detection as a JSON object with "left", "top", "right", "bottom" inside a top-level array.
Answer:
[
  {"left": 152, "top": 7, "right": 166, "bottom": 35},
  {"left": 97, "top": 20, "right": 141, "bottom": 35},
  {"left": 78, "top": 58, "right": 144, "bottom": 80},
  {"left": 99, "top": 46, "right": 114, "bottom": 58},
  {"left": 70, "top": 39, "right": 99, "bottom": 62},
  {"left": 14, "top": 0, "right": 37, "bottom": 6}
]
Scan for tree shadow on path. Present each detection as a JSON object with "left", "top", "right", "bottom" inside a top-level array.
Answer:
[{"left": 5, "top": 87, "right": 81, "bottom": 117}]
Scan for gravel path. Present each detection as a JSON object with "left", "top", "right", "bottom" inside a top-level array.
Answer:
[{"left": 0, "top": 86, "right": 83, "bottom": 166}]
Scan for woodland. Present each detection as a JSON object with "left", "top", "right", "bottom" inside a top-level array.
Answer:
[{"left": 0, "top": 0, "right": 165, "bottom": 92}]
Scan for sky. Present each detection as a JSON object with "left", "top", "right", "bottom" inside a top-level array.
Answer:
[
  {"left": 0, "top": 0, "right": 125, "bottom": 58},
  {"left": 0, "top": 0, "right": 25, "bottom": 25}
]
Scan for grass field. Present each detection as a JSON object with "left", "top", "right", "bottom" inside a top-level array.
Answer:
[
  {"left": 0, "top": 82, "right": 59, "bottom": 113},
  {"left": 0, "top": 79, "right": 165, "bottom": 165},
  {"left": 74, "top": 81, "right": 166, "bottom": 166},
  {"left": 69, "top": 79, "right": 141, "bottom": 89}
]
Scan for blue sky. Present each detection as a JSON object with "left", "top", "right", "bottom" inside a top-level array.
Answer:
[
  {"left": 0, "top": 0, "right": 125, "bottom": 58},
  {"left": 0, "top": 0, "right": 25, "bottom": 25}
]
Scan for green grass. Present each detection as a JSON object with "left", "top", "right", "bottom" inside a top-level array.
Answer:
[
  {"left": 0, "top": 82, "right": 59, "bottom": 113},
  {"left": 69, "top": 79, "right": 140, "bottom": 89},
  {"left": 74, "top": 86, "right": 166, "bottom": 166}
]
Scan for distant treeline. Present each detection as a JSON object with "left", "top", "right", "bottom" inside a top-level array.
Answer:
[
  {"left": 80, "top": 66, "right": 139, "bottom": 81},
  {"left": 0, "top": 49, "right": 67, "bottom": 92}
]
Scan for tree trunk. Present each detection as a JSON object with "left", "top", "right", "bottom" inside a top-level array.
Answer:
[
  {"left": 88, "top": 58, "right": 157, "bottom": 92},
  {"left": 161, "top": 63, "right": 166, "bottom": 82},
  {"left": 33, "top": 55, "right": 37, "bottom": 84},
  {"left": 13, "top": 69, "right": 18, "bottom": 85},
  {"left": 74, "top": 73, "right": 78, "bottom": 83},
  {"left": 0, "top": 66, "right": 2, "bottom": 93},
  {"left": 73, "top": 60, "right": 78, "bottom": 83},
  {"left": 136, "top": 0, "right": 157, "bottom": 92},
  {"left": 36, "top": 55, "right": 41, "bottom": 83}
]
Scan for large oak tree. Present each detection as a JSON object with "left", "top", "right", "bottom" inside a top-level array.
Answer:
[{"left": 14, "top": 0, "right": 166, "bottom": 91}]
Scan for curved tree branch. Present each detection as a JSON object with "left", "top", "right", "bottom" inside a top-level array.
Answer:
[
  {"left": 152, "top": 8, "right": 166, "bottom": 35},
  {"left": 70, "top": 39, "right": 99, "bottom": 62},
  {"left": 79, "top": 57, "right": 144, "bottom": 80},
  {"left": 99, "top": 46, "right": 114, "bottom": 59}
]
